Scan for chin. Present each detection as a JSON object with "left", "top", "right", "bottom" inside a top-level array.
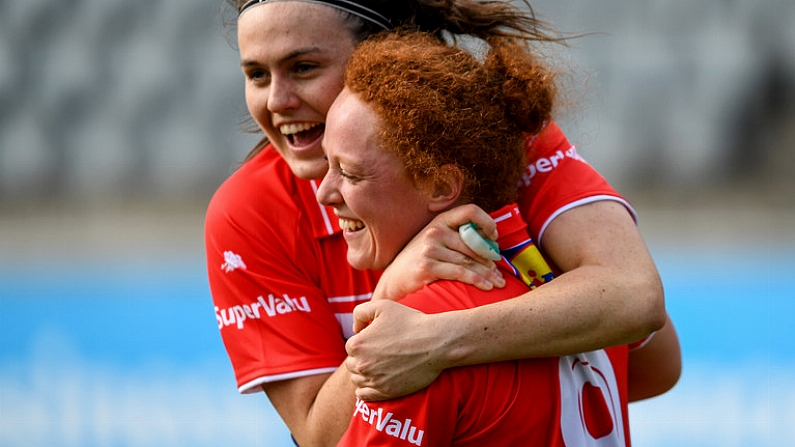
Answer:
[
  {"left": 289, "top": 159, "right": 329, "bottom": 181},
  {"left": 346, "top": 255, "right": 371, "bottom": 271}
]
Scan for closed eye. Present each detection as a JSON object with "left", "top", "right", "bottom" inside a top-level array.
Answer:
[{"left": 339, "top": 168, "right": 360, "bottom": 183}]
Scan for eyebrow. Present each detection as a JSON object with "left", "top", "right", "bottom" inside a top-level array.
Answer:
[{"left": 240, "top": 46, "right": 323, "bottom": 69}]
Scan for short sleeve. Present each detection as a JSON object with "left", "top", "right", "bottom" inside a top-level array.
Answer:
[
  {"left": 518, "top": 121, "right": 636, "bottom": 245},
  {"left": 205, "top": 151, "right": 346, "bottom": 393}
]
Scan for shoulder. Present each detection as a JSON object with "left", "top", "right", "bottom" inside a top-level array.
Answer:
[
  {"left": 526, "top": 121, "right": 573, "bottom": 157},
  {"left": 401, "top": 278, "right": 529, "bottom": 314},
  {"left": 208, "top": 148, "right": 299, "bottom": 221},
  {"left": 205, "top": 147, "right": 305, "bottom": 251},
  {"left": 518, "top": 121, "right": 634, "bottom": 243},
  {"left": 208, "top": 148, "right": 297, "bottom": 214},
  {"left": 523, "top": 121, "right": 583, "bottom": 176}
]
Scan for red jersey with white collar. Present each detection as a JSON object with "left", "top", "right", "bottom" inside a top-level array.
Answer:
[
  {"left": 205, "top": 146, "right": 380, "bottom": 392},
  {"left": 337, "top": 204, "right": 632, "bottom": 447},
  {"left": 205, "top": 122, "right": 634, "bottom": 393}
]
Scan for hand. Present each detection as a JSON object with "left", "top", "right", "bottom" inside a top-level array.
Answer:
[
  {"left": 345, "top": 300, "right": 448, "bottom": 401},
  {"left": 372, "top": 203, "right": 505, "bottom": 302}
]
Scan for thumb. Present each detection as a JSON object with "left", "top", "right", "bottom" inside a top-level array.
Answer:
[
  {"left": 352, "top": 301, "right": 380, "bottom": 334},
  {"left": 441, "top": 204, "right": 497, "bottom": 240}
]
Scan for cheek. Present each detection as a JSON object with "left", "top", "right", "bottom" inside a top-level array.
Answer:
[
  {"left": 313, "top": 77, "right": 345, "bottom": 117},
  {"left": 245, "top": 87, "right": 268, "bottom": 122},
  {"left": 368, "top": 216, "right": 415, "bottom": 270},
  {"left": 367, "top": 205, "right": 405, "bottom": 242}
]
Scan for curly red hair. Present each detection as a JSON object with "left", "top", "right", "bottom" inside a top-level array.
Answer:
[{"left": 344, "top": 31, "right": 556, "bottom": 212}]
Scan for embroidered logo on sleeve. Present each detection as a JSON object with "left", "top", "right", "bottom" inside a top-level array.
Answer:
[{"left": 221, "top": 251, "right": 247, "bottom": 273}]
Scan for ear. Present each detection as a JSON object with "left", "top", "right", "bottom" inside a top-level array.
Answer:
[{"left": 427, "top": 164, "right": 464, "bottom": 212}]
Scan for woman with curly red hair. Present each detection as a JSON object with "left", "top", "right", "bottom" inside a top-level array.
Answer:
[{"left": 319, "top": 30, "right": 680, "bottom": 446}]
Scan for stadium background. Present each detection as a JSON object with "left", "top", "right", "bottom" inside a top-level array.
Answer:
[{"left": 1, "top": 0, "right": 793, "bottom": 446}]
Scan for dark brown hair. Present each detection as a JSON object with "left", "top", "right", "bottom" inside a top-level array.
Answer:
[
  {"left": 345, "top": 31, "right": 556, "bottom": 212},
  {"left": 225, "top": 0, "right": 561, "bottom": 42},
  {"left": 223, "top": 0, "right": 565, "bottom": 162}
]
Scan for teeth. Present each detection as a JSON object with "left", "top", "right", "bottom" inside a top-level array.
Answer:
[
  {"left": 339, "top": 219, "right": 365, "bottom": 231},
  {"left": 279, "top": 122, "right": 319, "bottom": 135}
]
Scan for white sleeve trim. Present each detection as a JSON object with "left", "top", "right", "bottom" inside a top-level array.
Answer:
[
  {"left": 537, "top": 195, "right": 638, "bottom": 246},
  {"left": 629, "top": 331, "right": 656, "bottom": 351},
  {"left": 239, "top": 367, "right": 340, "bottom": 394}
]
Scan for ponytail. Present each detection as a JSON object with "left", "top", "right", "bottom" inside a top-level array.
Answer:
[
  {"left": 484, "top": 37, "right": 556, "bottom": 136},
  {"left": 405, "top": 0, "right": 562, "bottom": 44}
]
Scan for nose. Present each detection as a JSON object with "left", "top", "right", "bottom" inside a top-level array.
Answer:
[
  {"left": 316, "top": 168, "right": 342, "bottom": 207},
  {"left": 267, "top": 76, "right": 300, "bottom": 113}
]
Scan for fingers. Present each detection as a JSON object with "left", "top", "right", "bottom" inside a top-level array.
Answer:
[
  {"left": 428, "top": 260, "right": 505, "bottom": 290},
  {"left": 425, "top": 208, "right": 499, "bottom": 266},
  {"left": 351, "top": 301, "right": 378, "bottom": 334},
  {"left": 345, "top": 359, "right": 391, "bottom": 401},
  {"left": 366, "top": 203, "right": 504, "bottom": 302},
  {"left": 461, "top": 264, "right": 505, "bottom": 290},
  {"left": 355, "top": 387, "right": 390, "bottom": 402},
  {"left": 344, "top": 333, "right": 394, "bottom": 401},
  {"left": 344, "top": 356, "right": 365, "bottom": 383},
  {"left": 418, "top": 236, "right": 505, "bottom": 289},
  {"left": 387, "top": 241, "right": 499, "bottom": 290},
  {"left": 417, "top": 224, "right": 493, "bottom": 270},
  {"left": 436, "top": 203, "right": 498, "bottom": 241},
  {"left": 348, "top": 360, "right": 443, "bottom": 401},
  {"left": 346, "top": 368, "right": 392, "bottom": 401},
  {"left": 345, "top": 304, "right": 448, "bottom": 401}
]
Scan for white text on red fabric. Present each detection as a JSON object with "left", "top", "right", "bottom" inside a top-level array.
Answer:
[
  {"left": 520, "top": 145, "right": 584, "bottom": 187},
  {"left": 353, "top": 398, "right": 425, "bottom": 446},
  {"left": 215, "top": 294, "right": 311, "bottom": 330}
]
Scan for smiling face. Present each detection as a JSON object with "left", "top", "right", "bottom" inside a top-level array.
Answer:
[
  {"left": 316, "top": 89, "right": 439, "bottom": 271},
  {"left": 237, "top": 2, "right": 356, "bottom": 180}
]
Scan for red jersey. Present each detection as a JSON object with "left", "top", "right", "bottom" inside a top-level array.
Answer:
[
  {"left": 337, "top": 204, "right": 632, "bottom": 447},
  {"left": 205, "top": 146, "right": 381, "bottom": 392},
  {"left": 518, "top": 121, "right": 635, "bottom": 243},
  {"left": 205, "top": 121, "right": 635, "bottom": 393}
]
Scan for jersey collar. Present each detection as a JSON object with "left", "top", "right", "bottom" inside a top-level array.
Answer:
[{"left": 296, "top": 177, "right": 343, "bottom": 239}]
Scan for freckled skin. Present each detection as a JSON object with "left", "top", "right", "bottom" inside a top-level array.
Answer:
[{"left": 317, "top": 89, "right": 437, "bottom": 271}]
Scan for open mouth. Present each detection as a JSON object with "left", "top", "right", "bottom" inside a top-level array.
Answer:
[
  {"left": 280, "top": 122, "right": 325, "bottom": 148},
  {"left": 339, "top": 218, "right": 365, "bottom": 232}
]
